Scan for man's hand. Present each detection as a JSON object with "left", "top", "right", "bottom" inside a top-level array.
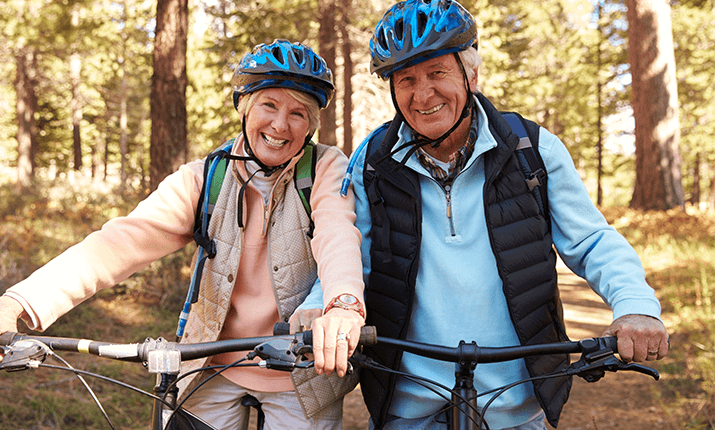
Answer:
[
  {"left": 288, "top": 308, "right": 323, "bottom": 334},
  {"left": 601, "top": 314, "right": 669, "bottom": 362}
]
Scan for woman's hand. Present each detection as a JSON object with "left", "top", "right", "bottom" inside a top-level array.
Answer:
[
  {"left": 0, "top": 296, "right": 23, "bottom": 335},
  {"left": 310, "top": 308, "right": 365, "bottom": 377}
]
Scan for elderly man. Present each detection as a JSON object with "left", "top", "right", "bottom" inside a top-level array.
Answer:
[{"left": 328, "top": 0, "right": 669, "bottom": 429}]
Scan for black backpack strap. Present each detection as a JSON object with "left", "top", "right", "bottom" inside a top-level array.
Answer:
[
  {"left": 363, "top": 116, "right": 403, "bottom": 264},
  {"left": 502, "top": 112, "right": 550, "bottom": 223}
]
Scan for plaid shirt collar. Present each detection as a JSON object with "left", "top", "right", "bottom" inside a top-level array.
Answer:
[{"left": 414, "top": 107, "right": 479, "bottom": 185}]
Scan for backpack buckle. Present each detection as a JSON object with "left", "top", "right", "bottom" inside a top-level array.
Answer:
[{"left": 526, "top": 168, "right": 545, "bottom": 191}]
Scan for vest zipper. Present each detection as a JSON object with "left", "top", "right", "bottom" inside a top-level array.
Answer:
[{"left": 262, "top": 205, "right": 270, "bottom": 236}]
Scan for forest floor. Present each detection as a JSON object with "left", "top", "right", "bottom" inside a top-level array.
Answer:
[{"left": 341, "top": 260, "right": 674, "bottom": 430}]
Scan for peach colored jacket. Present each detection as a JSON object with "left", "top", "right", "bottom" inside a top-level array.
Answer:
[{"left": 6, "top": 137, "right": 363, "bottom": 416}]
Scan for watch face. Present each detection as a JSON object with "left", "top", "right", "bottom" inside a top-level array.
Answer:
[{"left": 339, "top": 294, "right": 358, "bottom": 305}]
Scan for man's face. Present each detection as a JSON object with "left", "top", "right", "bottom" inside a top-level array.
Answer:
[{"left": 392, "top": 54, "right": 475, "bottom": 140}]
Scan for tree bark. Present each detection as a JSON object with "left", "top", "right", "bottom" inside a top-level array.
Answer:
[
  {"left": 340, "top": 0, "right": 353, "bottom": 155},
  {"left": 318, "top": 0, "right": 337, "bottom": 146},
  {"left": 626, "top": 0, "right": 684, "bottom": 210},
  {"left": 70, "top": 5, "right": 83, "bottom": 171},
  {"left": 150, "top": 0, "right": 188, "bottom": 191},
  {"left": 14, "top": 48, "right": 38, "bottom": 187}
]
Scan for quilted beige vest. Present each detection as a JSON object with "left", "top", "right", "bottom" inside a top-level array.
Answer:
[{"left": 177, "top": 144, "right": 359, "bottom": 417}]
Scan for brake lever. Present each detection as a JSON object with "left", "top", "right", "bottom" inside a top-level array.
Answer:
[
  {"left": 254, "top": 334, "right": 314, "bottom": 371},
  {"left": 568, "top": 338, "right": 660, "bottom": 382},
  {"left": 0, "top": 339, "right": 51, "bottom": 371}
]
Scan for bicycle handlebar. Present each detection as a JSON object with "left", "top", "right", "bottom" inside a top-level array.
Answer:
[
  {"left": 0, "top": 326, "right": 378, "bottom": 367},
  {"left": 0, "top": 328, "right": 657, "bottom": 380}
]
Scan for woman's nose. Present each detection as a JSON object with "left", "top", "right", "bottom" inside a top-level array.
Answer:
[{"left": 271, "top": 110, "right": 289, "bottom": 131}]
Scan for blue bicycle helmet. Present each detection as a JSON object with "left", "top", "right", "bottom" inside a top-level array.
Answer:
[
  {"left": 233, "top": 39, "right": 335, "bottom": 109},
  {"left": 370, "top": 0, "right": 477, "bottom": 79}
]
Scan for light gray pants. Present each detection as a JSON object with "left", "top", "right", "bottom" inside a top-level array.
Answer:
[
  {"left": 369, "top": 410, "right": 547, "bottom": 430},
  {"left": 180, "top": 372, "right": 342, "bottom": 430}
]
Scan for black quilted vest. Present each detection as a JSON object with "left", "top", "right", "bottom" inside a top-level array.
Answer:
[{"left": 360, "top": 93, "right": 572, "bottom": 429}]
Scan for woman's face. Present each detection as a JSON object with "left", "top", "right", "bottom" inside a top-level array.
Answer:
[{"left": 245, "top": 88, "right": 311, "bottom": 167}]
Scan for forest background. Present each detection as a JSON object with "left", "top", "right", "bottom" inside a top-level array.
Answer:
[{"left": 0, "top": 0, "right": 714, "bottom": 428}]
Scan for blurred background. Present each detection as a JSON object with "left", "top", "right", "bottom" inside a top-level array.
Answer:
[{"left": 0, "top": 0, "right": 713, "bottom": 428}]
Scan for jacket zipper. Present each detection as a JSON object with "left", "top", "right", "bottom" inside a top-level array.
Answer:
[{"left": 444, "top": 184, "right": 456, "bottom": 236}]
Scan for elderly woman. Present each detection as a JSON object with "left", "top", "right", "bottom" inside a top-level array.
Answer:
[{"left": 0, "top": 40, "right": 365, "bottom": 429}]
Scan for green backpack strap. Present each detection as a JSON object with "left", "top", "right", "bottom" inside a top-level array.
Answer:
[{"left": 294, "top": 142, "right": 317, "bottom": 238}]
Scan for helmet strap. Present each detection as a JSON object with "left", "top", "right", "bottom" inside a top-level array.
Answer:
[
  {"left": 230, "top": 115, "right": 313, "bottom": 228},
  {"left": 388, "top": 53, "right": 474, "bottom": 168}
]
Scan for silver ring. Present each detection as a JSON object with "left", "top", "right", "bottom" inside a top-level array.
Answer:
[{"left": 337, "top": 332, "right": 350, "bottom": 342}]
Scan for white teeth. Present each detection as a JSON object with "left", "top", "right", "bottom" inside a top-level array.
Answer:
[
  {"left": 419, "top": 104, "right": 444, "bottom": 115},
  {"left": 262, "top": 134, "right": 288, "bottom": 147}
]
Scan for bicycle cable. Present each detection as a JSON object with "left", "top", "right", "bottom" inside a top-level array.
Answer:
[
  {"left": 351, "top": 354, "right": 487, "bottom": 429},
  {"left": 47, "top": 351, "right": 117, "bottom": 430},
  {"left": 165, "top": 355, "right": 257, "bottom": 426}
]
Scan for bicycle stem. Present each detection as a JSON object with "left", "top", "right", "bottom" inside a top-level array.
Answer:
[{"left": 452, "top": 340, "right": 481, "bottom": 430}]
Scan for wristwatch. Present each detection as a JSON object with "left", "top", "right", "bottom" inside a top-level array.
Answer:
[{"left": 324, "top": 293, "right": 365, "bottom": 318}]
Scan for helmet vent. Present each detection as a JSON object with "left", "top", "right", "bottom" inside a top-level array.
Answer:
[
  {"left": 271, "top": 46, "right": 285, "bottom": 65},
  {"left": 395, "top": 19, "right": 404, "bottom": 42},
  {"left": 292, "top": 48, "right": 304, "bottom": 65},
  {"left": 417, "top": 11, "right": 428, "bottom": 38},
  {"left": 378, "top": 31, "right": 389, "bottom": 51}
]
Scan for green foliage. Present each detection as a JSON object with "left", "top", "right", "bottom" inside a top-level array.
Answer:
[
  {"left": 601, "top": 207, "right": 715, "bottom": 428},
  {"left": 671, "top": 2, "right": 715, "bottom": 203}
]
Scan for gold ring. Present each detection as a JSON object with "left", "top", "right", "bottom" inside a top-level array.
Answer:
[{"left": 337, "top": 332, "right": 350, "bottom": 342}]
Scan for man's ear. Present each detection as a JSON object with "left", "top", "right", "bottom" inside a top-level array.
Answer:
[{"left": 470, "top": 68, "right": 479, "bottom": 89}]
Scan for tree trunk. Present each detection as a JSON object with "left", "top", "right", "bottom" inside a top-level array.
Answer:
[
  {"left": 626, "top": 0, "right": 684, "bottom": 210},
  {"left": 318, "top": 0, "right": 337, "bottom": 146},
  {"left": 120, "top": 0, "right": 129, "bottom": 189},
  {"left": 14, "top": 48, "right": 37, "bottom": 187},
  {"left": 340, "top": 0, "right": 353, "bottom": 155},
  {"left": 70, "top": 5, "right": 82, "bottom": 171},
  {"left": 149, "top": 0, "right": 188, "bottom": 191},
  {"left": 690, "top": 151, "right": 700, "bottom": 205}
]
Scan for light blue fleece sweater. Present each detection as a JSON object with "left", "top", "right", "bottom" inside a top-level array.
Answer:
[{"left": 302, "top": 96, "right": 661, "bottom": 429}]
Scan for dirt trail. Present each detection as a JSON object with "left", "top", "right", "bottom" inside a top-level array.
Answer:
[{"left": 342, "top": 261, "right": 670, "bottom": 430}]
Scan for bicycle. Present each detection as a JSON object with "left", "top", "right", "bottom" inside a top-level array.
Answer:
[{"left": 0, "top": 326, "right": 659, "bottom": 430}]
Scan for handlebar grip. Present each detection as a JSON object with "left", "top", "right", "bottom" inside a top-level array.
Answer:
[
  {"left": 302, "top": 326, "right": 377, "bottom": 346},
  {"left": 273, "top": 322, "right": 291, "bottom": 335},
  {"left": 602, "top": 336, "right": 618, "bottom": 352},
  {"left": 272, "top": 322, "right": 377, "bottom": 346},
  {"left": 0, "top": 332, "right": 19, "bottom": 346}
]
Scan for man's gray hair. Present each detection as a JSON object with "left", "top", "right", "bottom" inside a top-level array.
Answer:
[{"left": 458, "top": 47, "right": 482, "bottom": 82}]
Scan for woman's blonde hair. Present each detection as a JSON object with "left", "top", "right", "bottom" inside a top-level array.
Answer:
[{"left": 236, "top": 88, "right": 321, "bottom": 136}]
